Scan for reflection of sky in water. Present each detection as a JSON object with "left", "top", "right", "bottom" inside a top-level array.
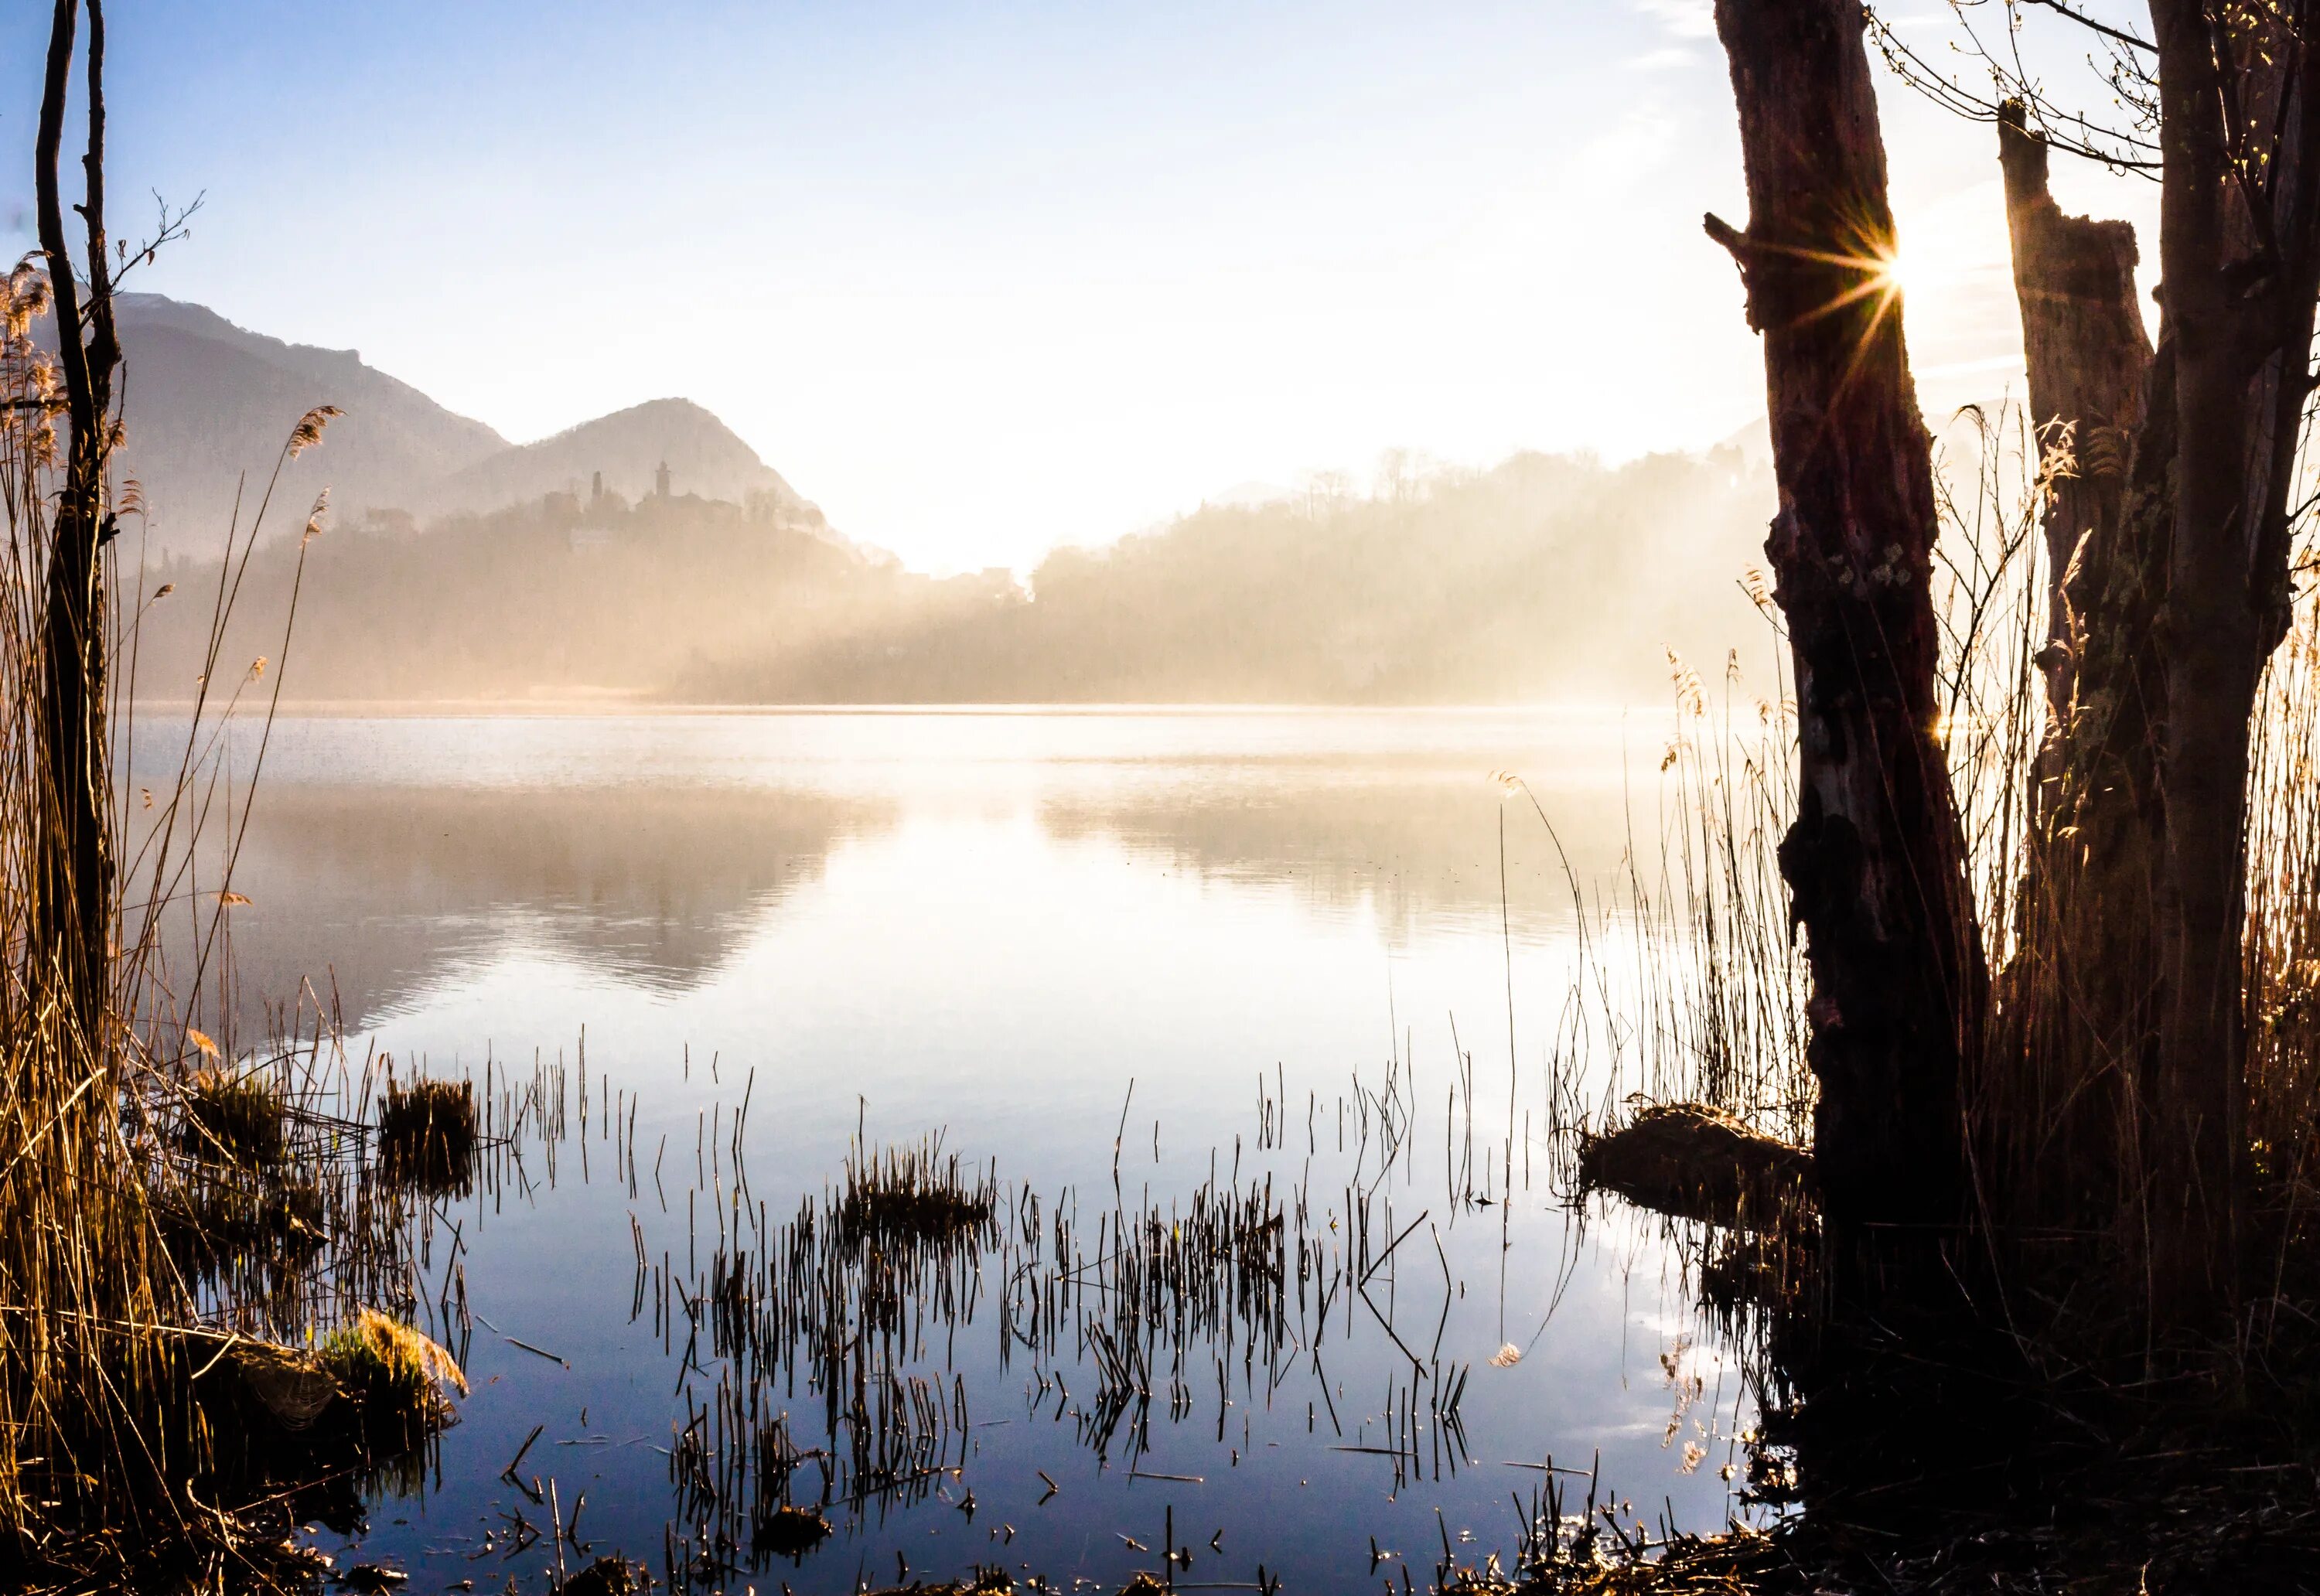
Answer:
[{"left": 129, "top": 711, "right": 1753, "bottom": 1591}]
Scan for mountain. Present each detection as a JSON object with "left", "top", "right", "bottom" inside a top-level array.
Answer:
[
  {"left": 415, "top": 397, "right": 802, "bottom": 517},
  {"left": 107, "top": 294, "right": 510, "bottom": 551},
  {"left": 104, "top": 296, "right": 1775, "bottom": 710},
  {"left": 129, "top": 441, "right": 1772, "bottom": 707},
  {"left": 96, "top": 295, "right": 809, "bottom": 553}
]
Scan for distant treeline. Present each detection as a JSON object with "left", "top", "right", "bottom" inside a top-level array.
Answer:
[{"left": 127, "top": 448, "right": 1778, "bottom": 706}]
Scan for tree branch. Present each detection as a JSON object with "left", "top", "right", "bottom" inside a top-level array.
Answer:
[{"left": 2021, "top": 0, "right": 2156, "bottom": 54}]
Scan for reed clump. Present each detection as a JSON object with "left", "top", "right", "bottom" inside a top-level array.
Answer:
[
  {"left": 0, "top": 186, "right": 397, "bottom": 1570},
  {"left": 177, "top": 1067, "right": 289, "bottom": 1167},
  {"left": 831, "top": 1135, "right": 997, "bottom": 1251},
  {"left": 316, "top": 1306, "right": 468, "bottom": 1454},
  {"left": 376, "top": 1076, "right": 479, "bottom": 1195},
  {"left": 1576, "top": 1103, "right": 1810, "bottom": 1230},
  {"left": 753, "top": 1503, "right": 831, "bottom": 1558},
  {"left": 152, "top": 1169, "right": 326, "bottom": 1278}
]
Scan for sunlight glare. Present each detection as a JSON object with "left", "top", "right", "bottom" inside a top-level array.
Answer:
[{"left": 1878, "top": 240, "right": 1917, "bottom": 302}]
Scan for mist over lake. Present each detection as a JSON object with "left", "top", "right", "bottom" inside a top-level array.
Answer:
[{"left": 131, "top": 707, "right": 1752, "bottom": 1589}]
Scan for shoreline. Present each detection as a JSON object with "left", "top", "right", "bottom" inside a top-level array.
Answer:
[{"left": 123, "top": 697, "right": 1658, "bottom": 719}]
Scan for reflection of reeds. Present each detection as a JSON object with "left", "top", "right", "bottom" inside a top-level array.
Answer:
[{"left": 640, "top": 1096, "right": 1505, "bottom": 1592}]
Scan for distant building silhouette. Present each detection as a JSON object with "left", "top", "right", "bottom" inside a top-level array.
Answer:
[{"left": 654, "top": 460, "right": 671, "bottom": 499}]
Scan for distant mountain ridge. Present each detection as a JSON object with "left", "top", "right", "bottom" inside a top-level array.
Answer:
[
  {"left": 416, "top": 397, "right": 800, "bottom": 518},
  {"left": 100, "top": 293, "right": 810, "bottom": 551}
]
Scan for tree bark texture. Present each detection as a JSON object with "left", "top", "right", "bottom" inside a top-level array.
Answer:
[
  {"left": 1988, "top": 102, "right": 2170, "bottom": 1243},
  {"left": 1998, "top": 99, "right": 2153, "bottom": 754},
  {"left": 1709, "top": 0, "right": 1988, "bottom": 1242},
  {"left": 32, "top": 0, "right": 115, "bottom": 1037},
  {"left": 2144, "top": 0, "right": 2320, "bottom": 1329}
]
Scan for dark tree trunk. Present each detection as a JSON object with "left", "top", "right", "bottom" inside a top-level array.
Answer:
[
  {"left": 1997, "top": 99, "right": 2152, "bottom": 761},
  {"left": 2144, "top": 0, "right": 2320, "bottom": 1332},
  {"left": 1708, "top": 0, "right": 1987, "bottom": 1247},
  {"left": 1988, "top": 102, "right": 2169, "bottom": 1241},
  {"left": 32, "top": 0, "right": 116, "bottom": 1035}
]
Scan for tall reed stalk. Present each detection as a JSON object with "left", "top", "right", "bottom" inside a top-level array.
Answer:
[
  {"left": 1591, "top": 398, "right": 2320, "bottom": 1375},
  {"left": 0, "top": 244, "right": 336, "bottom": 1570}
]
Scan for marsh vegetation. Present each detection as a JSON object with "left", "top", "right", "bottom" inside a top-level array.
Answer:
[{"left": 22, "top": 0, "right": 2320, "bottom": 1592}]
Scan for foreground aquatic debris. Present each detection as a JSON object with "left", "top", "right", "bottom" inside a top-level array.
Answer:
[
  {"left": 1577, "top": 1103, "right": 1809, "bottom": 1229},
  {"left": 863, "top": 1568, "right": 1015, "bottom": 1595},
  {"left": 754, "top": 1504, "right": 831, "bottom": 1558},
  {"left": 555, "top": 1554, "right": 648, "bottom": 1596}
]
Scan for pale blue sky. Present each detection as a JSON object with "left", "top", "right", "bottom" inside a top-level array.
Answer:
[{"left": 2, "top": 2, "right": 2158, "bottom": 570}]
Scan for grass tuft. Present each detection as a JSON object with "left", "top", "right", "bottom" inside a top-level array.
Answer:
[
  {"left": 177, "top": 1068, "right": 288, "bottom": 1168},
  {"left": 316, "top": 1307, "right": 467, "bottom": 1454},
  {"left": 376, "top": 1076, "right": 479, "bottom": 1195},
  {"left": 832, "top": 1135, "right": 996, "bottom": 1252}
]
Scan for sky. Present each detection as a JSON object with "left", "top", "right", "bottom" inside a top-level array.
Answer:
[{"left": 0, "top": 1, "right": 2161, "bottom": 573}]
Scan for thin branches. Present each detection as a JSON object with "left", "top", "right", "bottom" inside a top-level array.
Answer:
[{"left": 1867, "top": 2, "right": 2162, "bottom": 175}]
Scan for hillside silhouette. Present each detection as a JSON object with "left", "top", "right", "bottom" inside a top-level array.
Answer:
[
  {"left": 129, "top": 446, "right": 1776, "bottom": 706},
  {"left": 96, "top": 295, "right": 817, "bottom": 554},
  {"left": 414, "top": 397, "right": 803, "bottom": 517},
  {"left": 102, "top": 294, "right": 1778, "bottom": 707}
]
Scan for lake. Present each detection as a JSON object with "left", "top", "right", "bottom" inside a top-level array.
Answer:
[{"left": 130, "top": 707, "right": 1764, "bottom": 1592}]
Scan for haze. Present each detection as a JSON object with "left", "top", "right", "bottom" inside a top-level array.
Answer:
[{"left": 0, "top": 0, "right": 2158, "bottom": 575}]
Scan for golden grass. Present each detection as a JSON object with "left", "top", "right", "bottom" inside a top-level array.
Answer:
[
  {"left": 0, "top": 238, "right": 423, "bottom": 1581},
  {"left": 177, "top": 1069, "right": 288, "bottom": 1168}
]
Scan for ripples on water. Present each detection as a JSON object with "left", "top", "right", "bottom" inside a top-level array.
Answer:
[{"left": 127, "top": 708, "right": 1762, "bottom": 1591}]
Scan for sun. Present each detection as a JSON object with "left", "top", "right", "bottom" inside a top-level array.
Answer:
[{"left": 1878, "top": 241, "right": 1920, "bottom": 302}]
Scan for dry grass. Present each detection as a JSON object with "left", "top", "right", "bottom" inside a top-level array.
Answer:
[
  {"left": 177, "top": 1069, "right": 288, "bottom": 1168},
  {"left": 0, "top": 246, "right": 462, "bottom": 1585},
  {"left": 374, "top": 1075, "right": 478, "bottom": 1195},
  {"left": 1534, "top": 401, "right": 2320, "bottom": 1590}
]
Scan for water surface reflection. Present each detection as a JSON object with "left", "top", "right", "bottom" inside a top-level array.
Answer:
[{"left": 126, "top": 708, "right": 1751, "bottom": 1592}]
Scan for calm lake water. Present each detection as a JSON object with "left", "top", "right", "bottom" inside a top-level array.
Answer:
[{"left": 131, "top": 708, "right": 1761, "bottom": 1592}]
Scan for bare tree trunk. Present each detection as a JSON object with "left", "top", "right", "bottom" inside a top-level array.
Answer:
[
  {"left": 1998, "top": 99, "right": 2152, "bottom": 766},
  {"left": 1708, "top": 0, "right": 1987, "bottom": 1250},
  {"left": 1990, "top": 102, "right": 2169, "bottom": 1242},
  {"left": 2142, "top": 0, "right": 2320, "bottom": 1333},
  {"left": 32, "top": 0, "right": 116, "bottom": 1036}
]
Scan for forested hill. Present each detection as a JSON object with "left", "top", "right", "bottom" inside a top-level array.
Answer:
[
  {"left": 92, "top": 295, "right": 812, "bottom": 555},
  {"left": 680, "top": 448, "right": 1776, "bottom": 704},
  {"left": 128, "top": 447, "right": 1777, "bottom": 707}
]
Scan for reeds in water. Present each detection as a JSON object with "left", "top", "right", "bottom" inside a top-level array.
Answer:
[
  {"left": 0, "top": 240, "right": 478, "bottom": 1577},
  {"left": 376, "top": 1074, "right": 479, "bottom": 1196}
]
